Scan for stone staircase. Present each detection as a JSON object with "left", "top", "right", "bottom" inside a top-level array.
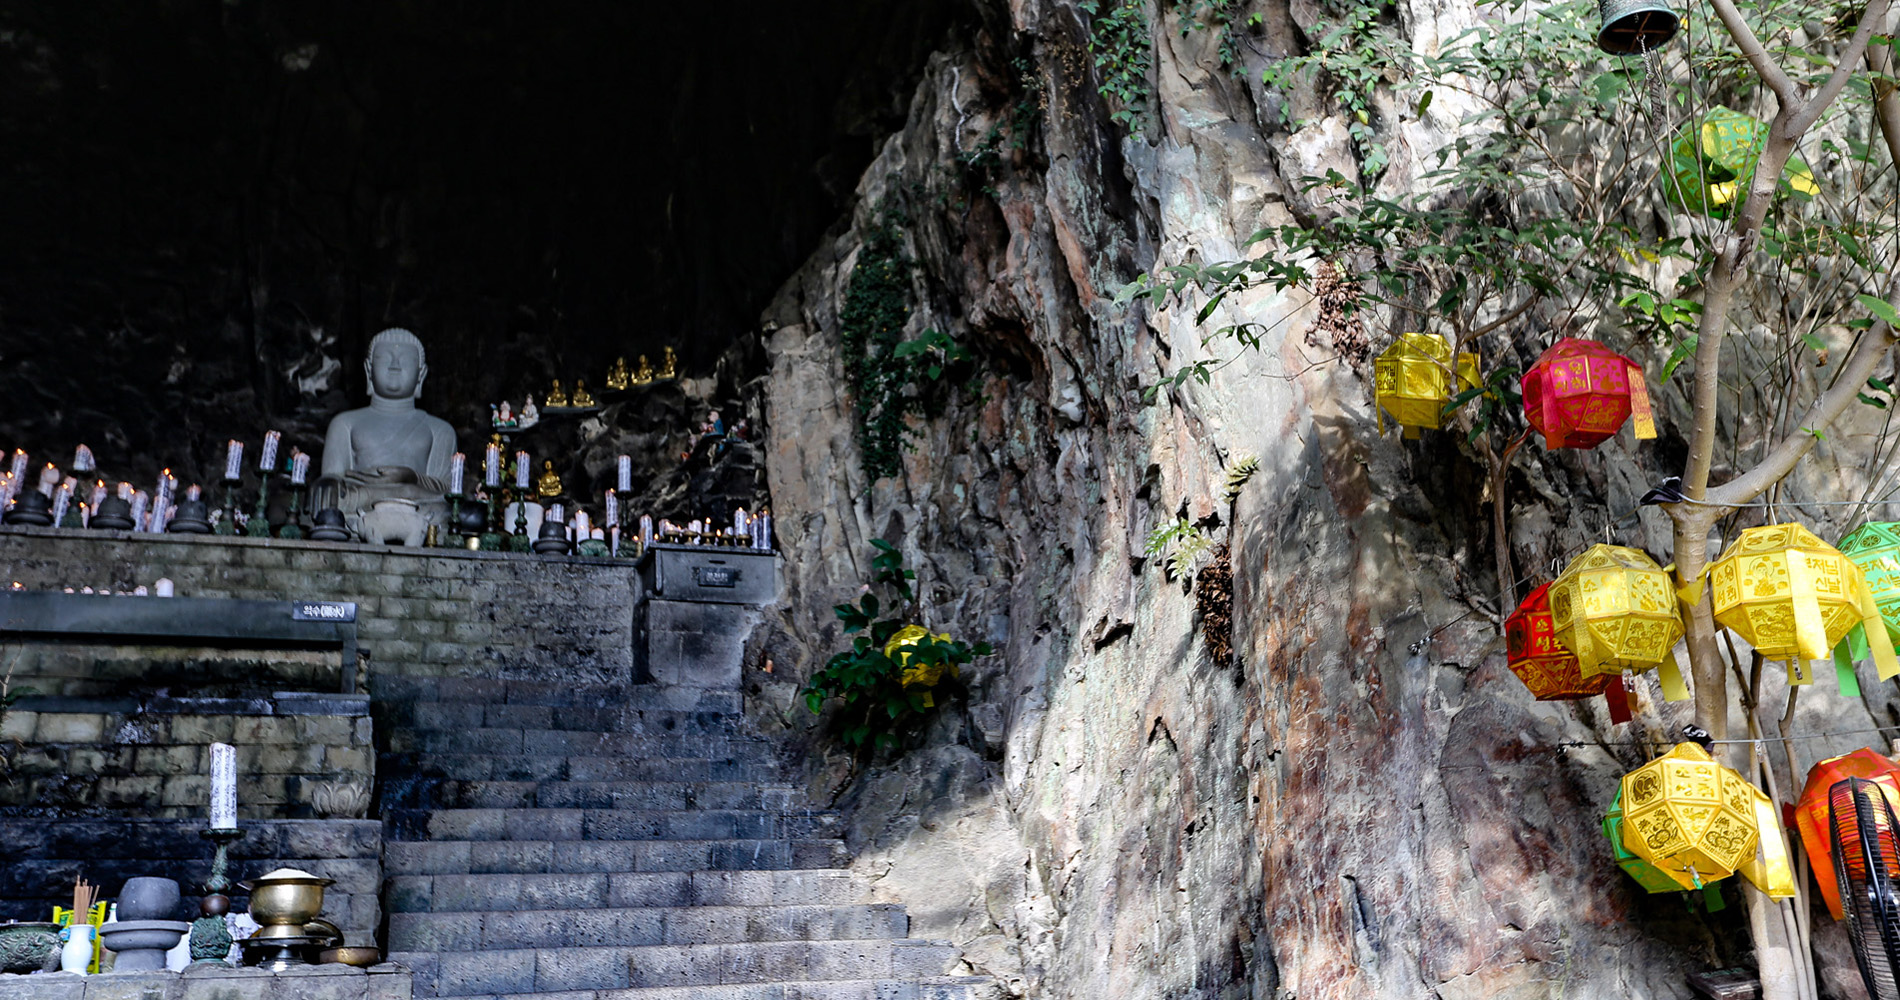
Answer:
[{"left": 374, "top": 677, "right": 991, "bottom": 999}]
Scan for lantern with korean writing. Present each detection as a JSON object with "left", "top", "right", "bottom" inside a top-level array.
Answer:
[
  {"left": 1795, "top": 747, "right": 1900, "bottom": 920},
  {"left": 1603, "top": 788, "right": 1696, "bottom": 892},
  {"left": 1709, "top": 523, "right": 1899, "bottom": 687},
  {"left": 1373, "top": 333, "right": 1480, "bottom": 439},
  {"left": 1619, "top": 742, "right": 1795, "bottom": 895},
  {"left": 1548, "top": 545, "right": 1689, "bottom": 703},
  {"left": 1839, "top": 522, "right": 1900, "bottom": 650},
  {"left": 1505, "top": 582, "right": 1622, "bottom": 708},
  {"left": 1666, "top": 107, "right": 1819, "bottom": 219},
  {"left": 1520, "top": 338, "right": 1658, "bottom": 450}
]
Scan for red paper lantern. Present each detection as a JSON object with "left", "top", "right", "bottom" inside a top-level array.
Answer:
[
  {"left": 1520, "top": 338, "right": 1658, "bottom": 450},
  {"left": 1505, "top": 583, "right": 1615, "bottom": 700},
  {"left": 1795, "top": 747, "right": 1900, "bottom": 919}
]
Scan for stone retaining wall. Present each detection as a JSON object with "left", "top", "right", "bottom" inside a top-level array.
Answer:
[
  {"left": 0, "top": 527, "right": 639, "bottom": 690},
  {"left": 0, "top": 694, "right": 372, "bottom": 820},
  {"left": 0, "top": 963, "right": 411, "bottom": 999}
]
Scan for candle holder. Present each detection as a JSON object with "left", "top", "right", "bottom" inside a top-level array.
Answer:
[
  {"left": 246, "top": 471, "right": 274, "bottom": 538},
  {"left": 479, "top": 490, "right": 506, "bottom": 551},
  {"left": 278, "top": 483, "right": 306, "bottom": 540},
  {"left": 508, "top": 486, "right": 531, "bottom": 553},
  {"left": 190, "top": 828, "right": 244, "bottom": 966},
  {"left": 214, "top": 477, "right": 241, "bottom": 536}
]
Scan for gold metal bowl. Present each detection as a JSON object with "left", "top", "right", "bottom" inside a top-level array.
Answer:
[
  {"left": 319, "top": 947, "right": 383, "bottom": 967},
  {"left": 241, "top": 868, "right": 335, "bottom": 940}
]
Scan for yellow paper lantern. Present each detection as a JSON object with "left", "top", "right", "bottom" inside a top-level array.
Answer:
[
  {"left": 1708, "top": 523, "right": 1899, "bottom": 684},
  {"left": 884, "top": 624, "right": 957, "bottom": 707},
  {"left": 1373, "top": 333, "right": 1480, "bottom": 439},
  {"left": 1619, "top": 742, "right": 1794, "bottom": 896},
  {"left": 1548, "top": 544, "right": 1689, "bottom": 700}
]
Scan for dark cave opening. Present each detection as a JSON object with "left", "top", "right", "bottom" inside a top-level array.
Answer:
[{"left": 0, "top": 1, "right": 969, "bottom": 494}]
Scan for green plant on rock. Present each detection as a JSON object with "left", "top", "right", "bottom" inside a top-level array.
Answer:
[
  {"left": 1178, "top": 0, "right": 1261, "bottom": 72},
  {"left": 839, "top": 215, "right": 972, "bottom": 483},
  {"left": 802, "top": 541, "right": 994, "bottom": 750},
  {"left": 1080, "top": 0, "right": 1154, "bottom": 130}
]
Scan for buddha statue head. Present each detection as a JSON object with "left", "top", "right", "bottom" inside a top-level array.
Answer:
[{"left": 366, "top": 327, "right": 428, "bottom": 403}]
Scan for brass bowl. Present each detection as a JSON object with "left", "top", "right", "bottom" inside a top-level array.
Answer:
[
  {"left": 241, "top": 868, "right": 334, "bottom": 937},
  {"left": 319, "top": 947, "right": 382, "bottom": 968}
]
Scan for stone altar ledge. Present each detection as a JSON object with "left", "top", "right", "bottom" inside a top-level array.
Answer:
[
  {"left": 0, "top": 524, "right": 630, "bottom": 568},
  {"left": 0, "top": 962, "right": 412, "bottom": 1000}
]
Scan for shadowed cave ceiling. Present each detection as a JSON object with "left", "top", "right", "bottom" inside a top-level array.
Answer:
[{"left": 0, "top": 0, "right": 968, "bottom": 495}]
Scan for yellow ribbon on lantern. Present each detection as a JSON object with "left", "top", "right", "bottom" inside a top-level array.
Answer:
[{"left": 1738, "top": 784, "right": 1798, "bottom": 898}]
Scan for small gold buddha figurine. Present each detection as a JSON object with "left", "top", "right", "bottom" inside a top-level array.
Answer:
[
  {"left": 546, "top": 379, "right": 570, "bottom": 408},
  {"left": 657, "top": 346, "right": 678, "bottom": 380},
  {"left": 571, "top": 379, "right": 596, "bottom": 408},
  {"left": 537, "top": 460, "right": 564, "bottom": 498},
  {"left": 631, "top": 355, "right": 654, "bottom": 385},
  {"left": 606, "top": 357, "right": 631, "bottom": 391}
]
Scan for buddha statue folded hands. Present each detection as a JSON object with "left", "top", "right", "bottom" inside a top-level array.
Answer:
[{"left": 316, "top": 328, "right": 459, "bottom": 544}]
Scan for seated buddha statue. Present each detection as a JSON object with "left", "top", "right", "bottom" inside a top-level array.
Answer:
[
  {"left": 547, "top": 379, "right": 570, "bottom": 408},
  {"left": 632, "top": 356, "right": 654, "bottom": 385},
  {"left": 656, "top": 347, "right": 678, "bottom": 380},
  {"left": 571, "top": 380, "right": 596, "bottom": 408},
  {"left": 606, "top": 357, "right": 631, "bottom": 391},
  {"left": 317, "top": 328, "right": 458, "bottom": 541}
]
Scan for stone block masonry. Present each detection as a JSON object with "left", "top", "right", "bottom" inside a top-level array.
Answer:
[
  {"left": 0, "top": 693, "right": 372, "bottom": 820},
  {"left": 0, "top": 527, "right": 638, "bottom": 690},
  {"left": 0, "top": 819, "right": 385, "bottom": 945},
  {"left": 0, "top": 963, "right": 412, "bottom": 999}
]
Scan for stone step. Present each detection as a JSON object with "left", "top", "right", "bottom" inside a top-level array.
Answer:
[
  {"left": 388, "top": 903, "right": 909, "bottom": 951},
  {"left": 387, "top": 778, "right": 804, "bottom": 813},
  {"left": 382, "top": 753, "right": 782, "bottom": 784},
  {"left": 373, "top": 679, "right": 742, "bottom": 714},
  {"left": 385, "top": 728, "right": 781, "bottom": 761},
  {"left": 476, "top": 978, "right": 998, "bottom": 1000},
  {"left": 382, "top": 702, "right": 737, "bottom": 736},
  {"left": 392, "top": 938, "right": 962, "bottom": 996},
  {"left": 389, "top": 869, "right": 865, "bottom": 914},
  {"left": 388, "top": 807, "right": 840, "bottom": 846},
  {"left": 385, "top": 836, "right": 852, "bottom": 880}
]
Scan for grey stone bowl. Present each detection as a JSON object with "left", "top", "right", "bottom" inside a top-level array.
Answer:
[{"left": 116, "top": 877, "right": 182, "bottom": 921}]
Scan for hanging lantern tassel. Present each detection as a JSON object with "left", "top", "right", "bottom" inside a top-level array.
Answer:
[
  {"left": 1737, "top": 783, "right": 1798, "bottom": 899},
  {"left": 1626, "top": 363, "right": 1658, "bottom": 439}
]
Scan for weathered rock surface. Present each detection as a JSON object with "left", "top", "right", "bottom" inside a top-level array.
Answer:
[{"left": 749, "top": 2, "right": 1900, "bottom": 998}]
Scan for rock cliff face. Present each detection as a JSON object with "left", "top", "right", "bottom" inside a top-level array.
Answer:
[{"left": 752, "top": 1, "right": 1900, "bottom": 997}]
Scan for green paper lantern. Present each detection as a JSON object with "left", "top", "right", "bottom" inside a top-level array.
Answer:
[
  {"left": 1839, "top": 522, "right": 1900, "bottom": 656},
  {"left": 1665, "top": 107, "right": 1819, "bottom": 219},
  {"left": 1603, "top": 788, "right": 1695, "bottom": 893}
]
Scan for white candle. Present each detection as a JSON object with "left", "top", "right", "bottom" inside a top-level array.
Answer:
[
  {"left": 549, "top": 503, "right": 564, "bottom": 524},
  {"left": 485, "top": 444, "right": 501, "bottom": 487},
  {"left": 223, "top": 441, "right": 243, "bottom": 480},
  {"left": 50, "top": 481, "right": 73, "bottom": 525},
  {"left": 186, "top": 484, "right": 202, "bottom": 502},
  {"left": 574, "top": 510, "right": 591, "bottom": 538},
  {"left": 603, "top": 490, "right": 618, "bottom": 528},
  {"left": 128, "top": 491, "right": 148, "bottom": 531},
  {"left": 38, "top": 463, "right": 59, "bottom": 495},
  {"left": 617, "top": 455, "right": 632, "bottom": 492},
  {"left": 449, "top": 453, "right": 465, "bottom": 495},
  {"left": 89, "top": 481, "right": 106, "bottom": 513},
  {"left": 154, "top": 577, "right": 173, "bottom": 597},
  {"left": 756, "top": 510, "right": 772, "bottom": 550},
  {"left": 640, "top": 515, "right": 653, "bottom": 545},
  {"left": 71, "top": 445, "right": 94, "bottom": 472},
  {"left": 515, "top": 452, "right": 530, "bottom": 490},
  {"left": 289, "top": 451, "right": 310, "bottom": 485},
  {"left": 0, "top": 473, "right": 13, "bottom": 514},
  {"left": 117, "top": 481, "right": 133, "bottom": 501},
  {"left": 258, "top": 431, "right": 281, "bottom": 472},
  {"left": 209, "top": 743, "right": 237, "bottom": 829},
  {"left": 734, "top": 507, "right": 749, "bottom": 535},
  {"left": 7, "top": 450, "right": 25, "bottom": 484}
]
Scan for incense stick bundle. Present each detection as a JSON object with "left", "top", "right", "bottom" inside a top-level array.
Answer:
[{"left": 70, "top": 876, "right": 95, "bottom": 923}]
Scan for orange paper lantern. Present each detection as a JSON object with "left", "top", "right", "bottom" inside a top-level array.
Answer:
[
  {"left": 1795, "top": 747, "right": 1900, "bottom": 920},
  {"left": 1505, "top": 583, "right": 1615, "bottom": 700},
  {"left": 1520, "top": 338, "right": 1658, "bottom": 450}
]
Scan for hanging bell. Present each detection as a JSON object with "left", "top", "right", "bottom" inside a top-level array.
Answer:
[{"left": 1597, "top": 0, "right": 1679, "bottom": 54}]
